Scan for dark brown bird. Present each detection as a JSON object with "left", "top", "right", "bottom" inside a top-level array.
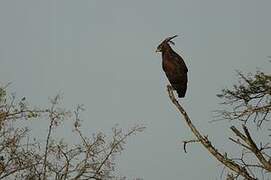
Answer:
[{"left": 156, "top": 35, "right": 188, "bottom": 98}]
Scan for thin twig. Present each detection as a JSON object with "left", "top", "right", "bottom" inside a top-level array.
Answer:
[{"left": 182, "top": 139, "right": 200, "bottom": 153}]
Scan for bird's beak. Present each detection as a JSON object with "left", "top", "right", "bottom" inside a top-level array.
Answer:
[{"left": 155, "top": 49, "right": 160, "bottom": 53}]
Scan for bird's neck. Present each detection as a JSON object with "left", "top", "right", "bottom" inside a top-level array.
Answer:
[{"left": 162, "top": 48, "right": 174, "bottom": 59}]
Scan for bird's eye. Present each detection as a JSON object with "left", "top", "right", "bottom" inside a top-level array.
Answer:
[{"left": 156, "top": 46, "right": 162, "bottom": 52}]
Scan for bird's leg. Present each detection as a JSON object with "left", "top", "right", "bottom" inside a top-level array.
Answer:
[
  {"left": 167, "top": 84, "right": 174, "bottom": 91},
  {"left": 167, "top": 84, "right": 177, "bottom": 101}
]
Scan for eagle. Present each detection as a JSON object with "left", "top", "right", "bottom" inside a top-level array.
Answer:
[{"left": 156, "top": 35, "right": 188, "bottom": 98}]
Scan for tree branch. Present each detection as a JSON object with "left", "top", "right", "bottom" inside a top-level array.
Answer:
[
  {"left": 166, "top": 85, "right": 256, "bottom": 180},
  {"left": 231, "top": 125, "right": 271, "bottom": 172}
]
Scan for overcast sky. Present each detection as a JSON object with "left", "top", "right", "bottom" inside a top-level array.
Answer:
[{"left": 0, "top": 0, "right": 270, "bottom": 179}]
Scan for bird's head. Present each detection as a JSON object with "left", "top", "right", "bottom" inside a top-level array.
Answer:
[{"left": 156, "top": 35, "right": 178, "bottom": 53}]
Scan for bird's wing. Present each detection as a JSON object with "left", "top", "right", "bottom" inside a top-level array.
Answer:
[
  {"left": 163, "top": 53, "right": 188, "bottom": 97},
  {"left": 172, "top": 52, "right": 188, "bottom": 73}
]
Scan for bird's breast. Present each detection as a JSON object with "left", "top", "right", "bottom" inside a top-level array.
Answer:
[{"left": 162, "top": 59, "right": 176, "bottom": 73}]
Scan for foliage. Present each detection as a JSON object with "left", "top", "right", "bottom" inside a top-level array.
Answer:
[
  {"left": 217, "top": 71, "right": 271, "bottom": 127},
  {"left": 0, "top": 85, "right": 144, "bottom": 180}
]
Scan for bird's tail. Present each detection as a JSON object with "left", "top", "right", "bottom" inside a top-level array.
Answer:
[{"left": 176, "top": 86, "right": 187, "bottom": 98}]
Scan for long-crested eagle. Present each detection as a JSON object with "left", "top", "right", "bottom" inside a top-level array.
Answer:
[{"left": 156, "top": 35, "right": 188, "bottom": 98}]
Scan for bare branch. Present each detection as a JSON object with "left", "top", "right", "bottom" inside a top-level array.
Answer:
[
  {"left": 167, "top": 85, "right": 256, "bottom": 180},
  {"left": 182, "top": 139, "right": 200, "bottom": 153},
  {"left": 230, "top": 124, "right": 271, "bottom": 173}
]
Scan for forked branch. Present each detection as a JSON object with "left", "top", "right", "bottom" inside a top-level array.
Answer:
[{"left": 230, "top": 125, "right": 271, "bottom": 171}]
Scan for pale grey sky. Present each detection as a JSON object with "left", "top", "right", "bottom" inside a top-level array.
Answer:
[{"left": 0, "top": 0, "right": 270, "bottom": 179}]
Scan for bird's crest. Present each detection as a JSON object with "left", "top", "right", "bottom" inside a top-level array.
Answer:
[
  {"left": 156, "top": 35, "right": 178, "bottom": 53},
  {"left": 163, "top": 35, "right": 178, "bottom": 45}
]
